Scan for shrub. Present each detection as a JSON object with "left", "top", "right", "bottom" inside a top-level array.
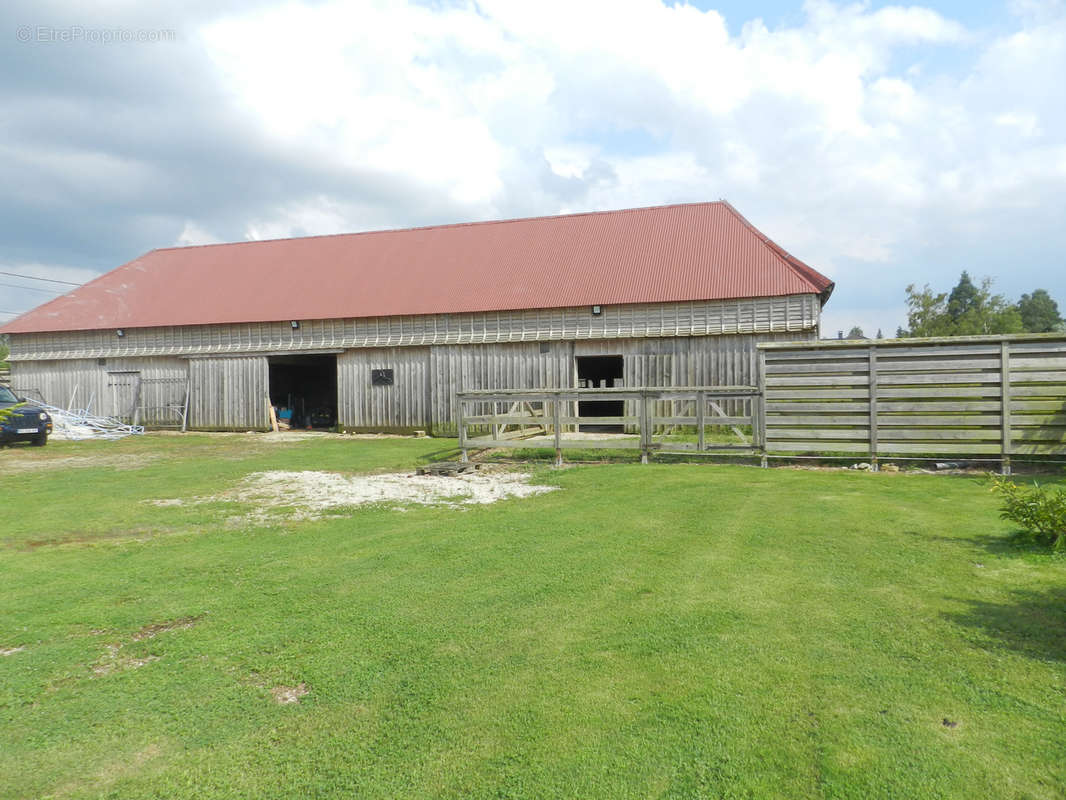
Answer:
[
  {"left": 0, "top": 402, "right": 26, "bottom": 425},
  {"left": 989, "top": 474, "right": 1066, "bottom": 550}
]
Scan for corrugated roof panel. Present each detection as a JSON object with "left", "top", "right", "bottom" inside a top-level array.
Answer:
[{"left": 1, "top": 201, "right": 833, "bottom": 334}]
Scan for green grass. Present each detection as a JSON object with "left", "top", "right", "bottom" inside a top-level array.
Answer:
[{"left": 1, "top": 434, "right": 1064, "bottom": 799}]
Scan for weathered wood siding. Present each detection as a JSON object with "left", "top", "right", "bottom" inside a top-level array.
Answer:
[
  {"left": 8, "top": 294, "right": 821, "bottom": 361},
  {"left": 422, "top": 331, "right": 815, "bottom": 435},
  {"left": 428, "top": 341, "right": 574, "bottom": 435},
  {"left": 574, "top": 330, "right": 814, "bottom": 425},
  {"left": 9, "top": 326, "right": 821, "bottom": 434},
  {"left": 337, "top": 347, "right": 431, "bottom": 431},
  {"left": 187, "top": 356, "right": 268, "bottom": 430},
  {"left": 760, "top": 335, "right": 1066, "bottom": 458},
  {"left": 9, "top": 357, "right": 188, "bottom": 424}
]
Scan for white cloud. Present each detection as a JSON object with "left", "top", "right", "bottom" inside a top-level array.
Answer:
[
  {"left": 180, "top": 1, "right": 1066, "bottom": 332},
  {"left": 175, "top": 221, "right": 222, "bottom": 247}
]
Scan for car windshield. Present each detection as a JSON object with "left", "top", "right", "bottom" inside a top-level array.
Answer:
[{"left": 0, "top": 386, "right": 19, "bottom": 404}]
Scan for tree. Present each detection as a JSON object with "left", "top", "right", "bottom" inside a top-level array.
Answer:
[
  {"left": 876, "top": 328, "right": 883, "bottom": 339},
  {"left": 1018, "top": 289, "right": 1063, "bottom": 333},
  {"left": 0, "top": 334, "right": 8, "bottom": 371},
  {"left": 846, "top": 326, "right": 865, "bottom": 339},
  {"left": 904, "top": 284, "right": 950, "bottom": 337},
  {"left": 895, "top": 326, "right": 908, "bottom": 338},
  {"left": 946, "top": 271, "right": 980, "bottom": 320},
  {"left": 905, "top": 274, "right": 1023, "bottom": 337}
]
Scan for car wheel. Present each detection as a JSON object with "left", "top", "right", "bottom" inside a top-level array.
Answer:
[{"left": 31, "top": 433, "right": 47, "bottom": 447}]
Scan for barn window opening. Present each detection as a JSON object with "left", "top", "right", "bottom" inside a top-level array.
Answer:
[
  {"left": 268, "top": 353, "right": 338, "bottom": 430},
  {"left": 575, "top": 355, "right": 624, "bottom": 433},
  {"left": 371, "top": 368, "right": 394, "bottom": 386}
]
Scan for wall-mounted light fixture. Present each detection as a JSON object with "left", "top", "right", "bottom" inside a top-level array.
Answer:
[
  {"left": 591, "top": 305, "right": 602, "bottom": 316},
  {"left": 116, "top": 328, "right": 125, "bottom": 337},
  {"left": 290, "top": 320, "right": 300, "bottom": 330}
]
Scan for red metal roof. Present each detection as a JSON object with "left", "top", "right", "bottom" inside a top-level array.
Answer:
[{"left": 1, "top": 201, "right": 832, "bottom": 334}]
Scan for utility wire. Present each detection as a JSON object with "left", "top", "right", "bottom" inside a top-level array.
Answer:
[
  {"left": 0, "top": 310, "right": 24, "bottom": 316},
  {"left": 0, "top": 281, "right": 64, "bottom": 294},
  {"left": 0, "top": 270, "right": 82, "bottom": 287}
]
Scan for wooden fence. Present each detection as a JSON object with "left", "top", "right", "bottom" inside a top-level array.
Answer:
[
  {"left": 457, "top": 387, "right": 759, "bottom": 465},
  {"left": 759, "top": 334, "right": 1066, "bottom": 471},
  {"left": 457, "top": 335, "right": 1066, "bottom": 471}
]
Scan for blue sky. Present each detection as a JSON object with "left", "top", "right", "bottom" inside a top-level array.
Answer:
[
  {"left": 1, "top": 0, "right": 1064, "bottom": 337},
  {"left": 699, "top": 0, "right": 1011, "bottom": 29}
]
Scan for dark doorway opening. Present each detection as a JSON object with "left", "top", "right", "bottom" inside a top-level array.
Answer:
[
  {"left": 576, "top": 355, "right": 624, "bottom": 432},
  {"left": 268, "top": 354, "right": 338, "bottom": 430}
]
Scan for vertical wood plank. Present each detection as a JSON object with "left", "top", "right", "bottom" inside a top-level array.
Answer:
[
  {"left": 757, "top": 348, "right": 768, "bottom": 467},
  {"left": 868, "top": 346, "right": 879, "bottom": 471},
  {"left": 640, "top": 389, "right": 650, "bottom": 464},
  {"left": 552, "top": 397, "right": 562, "bottom": 467},
  {"left": 696, "top": 389, "right": 705, "bottom": 452},
  {"left": 458, "top": 393, "right": 468, "bottom": 462},
  {"left": 1000, "top": 340, "right": 1011, "bottom": 475}
]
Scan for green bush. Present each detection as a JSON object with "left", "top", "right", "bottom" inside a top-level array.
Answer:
[
  {"left": 0, "top": 401, "right": 26, "bottom": 425},
  {"left": 989, "top": 474, "right": 1066, "bottom": 550}
]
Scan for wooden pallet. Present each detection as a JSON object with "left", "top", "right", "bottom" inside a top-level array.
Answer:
[{"left": 416, "top": 461, "right": 479, "bottom": 476}]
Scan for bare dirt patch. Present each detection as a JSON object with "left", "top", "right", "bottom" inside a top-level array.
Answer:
[
  {"left": 93, "top": 644, "right": 159, "bottom": 675},
  {"left": 131, "top": 615, "right": 203, "bottom": 642},
  {"left": 257, "top": 431, "right": 334, "bottom": 442},
  {"left": 1, "top": 646, "right": 26, "bottom": 656},
  {"left": 92, "top": 616, "right": 202, "bottom": 675},
  {"left": 271, "top": 683, "right": 310, "bottom": 704},
  {"left": 21, "top": 527, "right": 175, "bottom": 550},
  {"left": 234, "top": 469, "right": 554, "bottom": 510},
  {"left": 148, "top": 468, "right": 556, "bottom": 523},
  {"left": 0, "top": 452, "right": 160, "bottom": 472}
]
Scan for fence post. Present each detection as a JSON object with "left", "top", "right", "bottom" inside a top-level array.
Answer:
[
  {"left": 552, "top": 394, "right": 563, "bottom": 468},
  {"left": 757, "top": 348, "right": 768, "bottom": 468},
  {"left": 458, "top": 395, "right": 468, "bottom": 463},
  {"left": 640, "top": 389, "right": 650, "bottom": 464},
  {"left": 696, "top": 390, "right": 705, "bottom": 452},
  {"left": 868, "top": 346, "right": 879, "bottom": 472},
  {"left": 1000, "top": 341, "right": 1012, "bottom": 476}
]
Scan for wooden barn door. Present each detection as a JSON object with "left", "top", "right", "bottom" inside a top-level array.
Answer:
[
  {"left": 188, "top": 357, "right": 269, "bottom": 430},
  {"left": 107, "top": 371, "right": 141, "bottom": 424}
]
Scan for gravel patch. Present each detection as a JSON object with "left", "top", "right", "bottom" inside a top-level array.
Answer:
[
  {"left": 232, "top": 469, "right": 555, "bottom": 512},
  {"left": 271, "top": 683, "right": 310, "bottom": 704},
  {"left": 146, "top": 468, "right": 556, "bottom": 523}
]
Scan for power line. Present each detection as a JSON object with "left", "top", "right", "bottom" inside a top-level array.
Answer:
[
  {"left": 0, "top": 310, "right": 24, "bottom": 316},
  {"left": 0, "top": 281, "right": 63, "bottom": 294},
  {"left": 0, "top": 270, "right": 82, "bottom": 287}
]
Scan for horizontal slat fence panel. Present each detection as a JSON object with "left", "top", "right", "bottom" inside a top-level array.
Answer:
[{"left": 760, "top": 334, "right": 1066, "bottom": 467}]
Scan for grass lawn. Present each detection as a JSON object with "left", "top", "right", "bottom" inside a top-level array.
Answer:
[{"left": 1, "top": 433, "right": 1063, "bottom": 799}]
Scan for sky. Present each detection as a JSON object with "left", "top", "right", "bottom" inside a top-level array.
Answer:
[{"left": 1, "top": 0, "right": 1064, "bottom": 338}]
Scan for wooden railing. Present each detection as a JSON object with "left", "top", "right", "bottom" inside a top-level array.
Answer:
[{"left": 457, "top": 387, "right": 760, "bottom": 465}]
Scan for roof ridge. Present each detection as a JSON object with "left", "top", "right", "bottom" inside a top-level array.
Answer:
[
  {"left": 1, "top": 201, "right": 832, "bottom": 335},
  {"left": 719, "top": 200, "right": 834, "bottom": 300},
  {"left": 150, "top": 201, "right": 730, "bottom": 253},
  {"left": 0, "top": 252, "right": 149, "bottom": 327}
]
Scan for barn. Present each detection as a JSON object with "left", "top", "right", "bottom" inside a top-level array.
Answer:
[{"left": 1, "top": 201, "right": 833, "bottom": 434}]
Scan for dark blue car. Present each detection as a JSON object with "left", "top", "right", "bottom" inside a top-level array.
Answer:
[{"left": 0, "top": 385, "right": 52, "bottom": 446}]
